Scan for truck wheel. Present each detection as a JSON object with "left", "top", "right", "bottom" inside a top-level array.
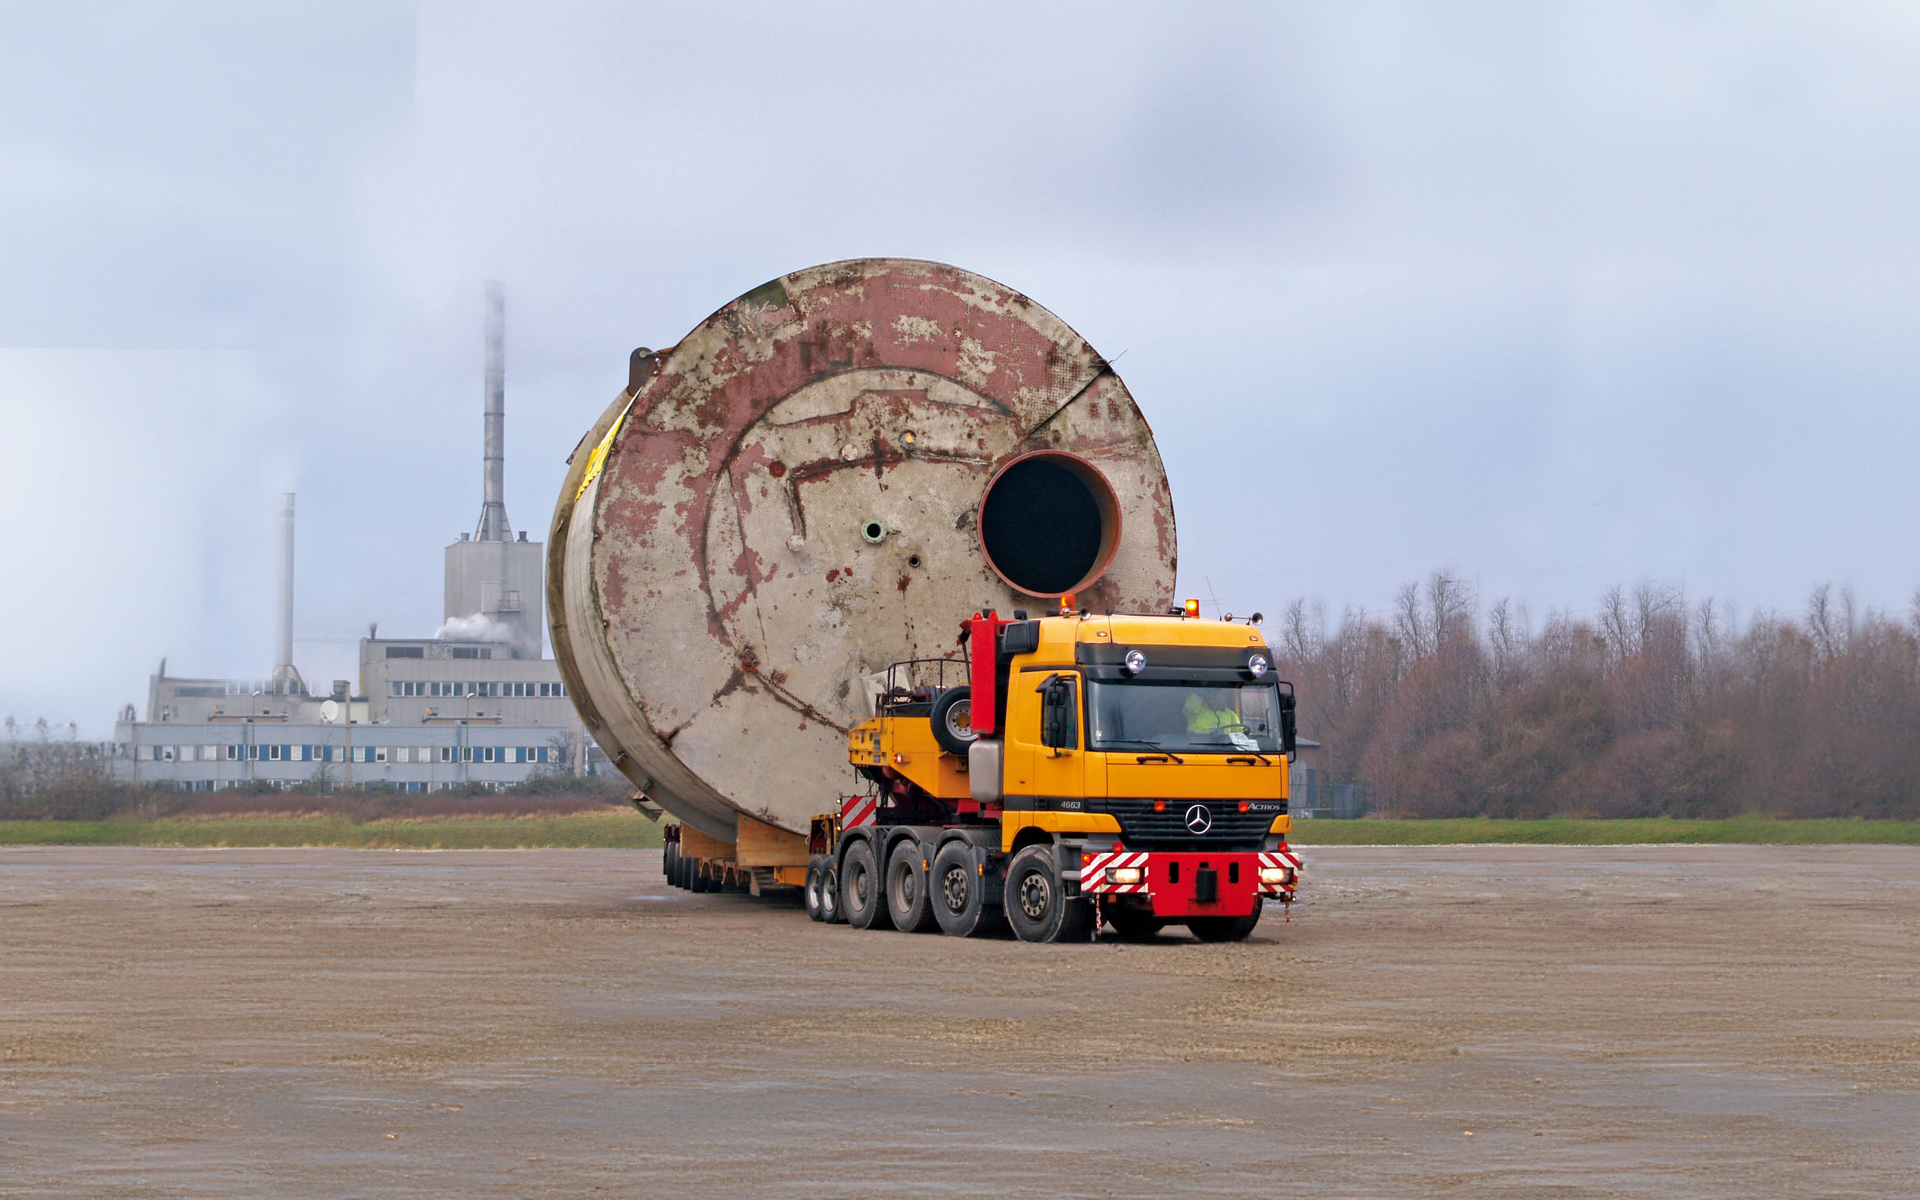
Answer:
[
  {"left": 840, "top": 839, "right": 891, "bottom": 930},
  {"left": 928, "top": 686, "right": 977, "bottom": 757},
  {"left": 819, "top": 860, "right": 842, "bottom": 923},
  {"left": 804, "top": 856, "right": 827, "bottom": 921},
  {"left": 1188, "top": 906, "right": 1262, "bottom": 942},
  {"left": 688, "top": 862, "right": 709, "bottom": 893},
  {"left": 1005, "top": 844, "right": 1091, "bottom": 943},
  {"left": 932, "top": 841, "right": 1006, "bottom": 938},
  {"left": 885, "top": 840, "right": 939, "bottom": 932},
  {"left": 663, "top": 843, "right": 677, "bottom": 882},
  {"left": 1106, "top": 901, "right": 1167, "bottom": 941}
]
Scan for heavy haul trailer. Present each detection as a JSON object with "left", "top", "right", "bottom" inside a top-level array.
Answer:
[
  {"left": 790, "top": 604, "right": 1301, "bottom": 941},
  {"left": 548, "top": 257, "right": 1301, "bottom": 933}
]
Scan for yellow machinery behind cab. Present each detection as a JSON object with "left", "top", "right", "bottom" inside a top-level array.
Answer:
[{"left": 814, "top": 602, "right": 1301, "bottom": 943}]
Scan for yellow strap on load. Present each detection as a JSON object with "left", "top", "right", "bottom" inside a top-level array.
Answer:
[{"left": 575, "top": 400, "right": 634, "bottom": 502}]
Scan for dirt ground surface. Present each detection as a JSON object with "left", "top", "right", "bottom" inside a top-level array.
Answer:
[{"left": 3, "top": 845, "right": 1916, "bottom": 1198}]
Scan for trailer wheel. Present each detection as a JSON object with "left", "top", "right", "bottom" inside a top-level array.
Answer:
[
  {"left": 1188, "top": 906, "right": 1262, "bottom": 942},
  {"left": 929, "top": 686, "right": 977, "bottom": 757},
  {"left": 932, "top": 841, "right": 1007, "bottom": 938},
  {"left": 1106, "top": 901, "right": 1167, "bottom": 941},
  {"left": 819, "top": 860, "right": 842, "bottom": 923},
  {"left": 885, "top": 840, "right": 938, "bottom": 932},
  {"left": 840, "top": 839, "right": 891, "bottom": 930},
  {"left": 1005, "top": 844, "right": 1091, "bottom": 943},
  {"left": 689, "top": 861, "right": 712, "bottom": 894},
  {"left": 663, "top": 843, "right": 677, "bottom": 883},
  {"left": 804, "top": 856, "right": 827, "bottom": 921}
]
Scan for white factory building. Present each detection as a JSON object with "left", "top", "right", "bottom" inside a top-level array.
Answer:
[{"left": 111, "top": 283, "right": 603, "bottom": 792}]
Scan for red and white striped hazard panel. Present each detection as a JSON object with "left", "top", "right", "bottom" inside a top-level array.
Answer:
[
  {"left": 1079, "top": 850, "right": 1151, "bottom": 894},
  {"left": 841, "top": 795, "right": 878, "bottom": 828},
  {"left": 1257, "top": 849, "right": 1302, "bottom": 893}
]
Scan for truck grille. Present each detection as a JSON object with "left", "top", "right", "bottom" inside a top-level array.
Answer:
[{"left": 1100, "top": 799, "right": 1279, "bottom": 851}]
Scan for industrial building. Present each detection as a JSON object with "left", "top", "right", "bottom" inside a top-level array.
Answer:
[{"left": 111, "top": 283, "right": 602, "bottom": 791}]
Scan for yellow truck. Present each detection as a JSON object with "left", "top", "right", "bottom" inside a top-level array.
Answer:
[{"left": 793, "top": 600, "right": 1302, "bottom": 942}]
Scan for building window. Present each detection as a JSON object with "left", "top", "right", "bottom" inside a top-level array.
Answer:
[
  {"left": 374, "top": 747, "right": 388, "bottom": 764},
  {"left": 386, "top": 646, "right": 424, "bottom": 659},
  {"left": 225, "top": 745, "right": 239, "bottom": 761}
]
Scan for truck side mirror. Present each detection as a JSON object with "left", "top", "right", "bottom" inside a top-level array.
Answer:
[
  {"left": 1279, "top": 690, "right": 1297, "bottom": 757},
  {"left": 1038, "top": 676, "right": 1079, "bottom": 750}
]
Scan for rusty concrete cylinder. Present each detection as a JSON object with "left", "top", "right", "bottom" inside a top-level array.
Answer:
[{"left": 548, "top": 259, "right": 1177, "bottom": 841}]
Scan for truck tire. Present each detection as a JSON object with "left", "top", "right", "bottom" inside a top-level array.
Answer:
[
  {"left": 1005, "top": 844, "right": 1091, "bottom": 943},
  {"left": 885, "top": 840, "right": 939, "bottom": 933},
  {"left": 819, "top": 860, "right": 842, "bottom": 924},
  {"left": 1188, "top": 905, "right": 1262, "bottom": 942},
  {"left": 840, "top": 839, "right": 891, "bottom": 930},
  {"left": 804, "top": 855, "right": 828, "bottom": 921},
  {"left": 1106, "top": 901, "right": 1167, "bottom": 941},
  {"left": 928, "top": 686, "right": 977, "bottom": 757},
  {"left": 663, "top": 843, "right": 677, "bottom": 882},
  {"left": 932, "top": 840, "right": 1007, "bottom": 938}
]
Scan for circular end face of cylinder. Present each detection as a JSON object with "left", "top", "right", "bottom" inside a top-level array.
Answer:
[{"left": 978, "top": 451, "right": 1121, "bottom": 598}]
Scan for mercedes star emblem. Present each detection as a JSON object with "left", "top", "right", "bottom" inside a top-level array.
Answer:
[{"left": 1184, "top": 804, "right": 1212, "bottom": 834}]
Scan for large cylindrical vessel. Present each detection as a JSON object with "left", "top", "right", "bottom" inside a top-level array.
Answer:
[{"left": 548, "top": 259, "right": 1176, "bottom": 841}]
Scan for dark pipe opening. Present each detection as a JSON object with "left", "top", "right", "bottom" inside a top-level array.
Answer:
[{"left": 978, "top": 452, "right": 1120, "bottom": 597}]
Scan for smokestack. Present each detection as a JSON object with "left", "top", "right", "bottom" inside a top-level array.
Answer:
[
  {"left": 272, "top": 492, "right": 305, "bottom": 694},
  {"left": 475, "top": 280, "right": 512, "bottom": 541}
]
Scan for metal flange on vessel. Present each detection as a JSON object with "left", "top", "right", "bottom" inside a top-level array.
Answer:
[{"left": 548, "top": 258, "right": 1176, "bottom": 872}]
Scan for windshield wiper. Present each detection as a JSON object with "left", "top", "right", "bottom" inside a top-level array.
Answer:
[{"left": 1099, "top": 739, "right": 1187, "bottom": 763}]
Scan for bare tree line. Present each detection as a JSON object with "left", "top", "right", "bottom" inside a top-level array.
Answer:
[{"left": 1276, "top": 572, "right": 1920, "bottom": 819}]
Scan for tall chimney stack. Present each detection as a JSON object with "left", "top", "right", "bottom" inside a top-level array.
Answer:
[
  {"left": 475, "top": 280, "right": 511, "bottom": 541},
  {"left": 271, "top": 492, "right": 305, "bottom": 694}
]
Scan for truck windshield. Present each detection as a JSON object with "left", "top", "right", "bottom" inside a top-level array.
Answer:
[{"left": 1086, "top": 680, "right": 1283, "bottom": 754}]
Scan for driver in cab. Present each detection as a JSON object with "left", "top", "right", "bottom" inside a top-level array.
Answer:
[{"left": 1183, "top": 692, "right": 1238, "bottom": 734}]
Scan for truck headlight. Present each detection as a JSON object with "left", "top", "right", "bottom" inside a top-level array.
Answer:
[
  {"left": 1259, "top": 866, "right": 1294, "bottom": 886},
  {"left": 1106, "top": 866, "right": 1144, "bottom": 885},
  {"left": 1123, "top": 650, "right": 1147, "bottom": 675}
]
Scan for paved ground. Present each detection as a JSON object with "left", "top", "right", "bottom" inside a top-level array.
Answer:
[{"left": 2, "top": 844, "right": 1916, "bottom": 1198}]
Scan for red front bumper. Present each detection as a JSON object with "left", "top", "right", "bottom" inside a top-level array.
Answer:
[{"left": 1080, "top": 846, "right": 1301, "bottom": 919}]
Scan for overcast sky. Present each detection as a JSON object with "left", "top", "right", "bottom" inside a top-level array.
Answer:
[{"left": 3, "top": 2, "right": 1917, "bottom": 735}]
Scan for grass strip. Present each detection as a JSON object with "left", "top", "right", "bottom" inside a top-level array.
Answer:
[
  {"left": 0, "top": 812, "right": 666, "bottom": 850},
  {"left": 1287, "top": 816, "right": 1920, "bottom": 846}
]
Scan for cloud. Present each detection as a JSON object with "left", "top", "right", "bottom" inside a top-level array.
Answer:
[{"left": 4, "top": 2, "right": 1919, "bottom": 734}]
